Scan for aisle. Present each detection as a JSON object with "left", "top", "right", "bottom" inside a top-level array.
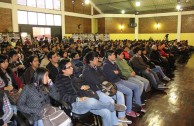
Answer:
[{"left": 133, "top": 54, "right": 194, "bottom": 126}]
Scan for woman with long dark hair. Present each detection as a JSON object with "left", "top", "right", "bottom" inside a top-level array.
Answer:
[{"left": 17, "top": 67, "right": 60, "bottom": 126}]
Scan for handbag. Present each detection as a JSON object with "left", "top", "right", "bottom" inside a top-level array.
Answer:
[
  {"left": 100, "top": 81, "right": 117, "bottom": 96},
  {"left": 7, "top": 89, "right": 21, "bottom": 105},
  {"left": 41, "top": 104, "right": 72, "bottom": 126},
  {"left": 82, "top": 89, "right": 99, "bottom": 100}
]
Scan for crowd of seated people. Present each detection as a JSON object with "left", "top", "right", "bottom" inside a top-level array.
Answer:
[{"left": 0, "top": 35, "right": 193, "bottom": 126}]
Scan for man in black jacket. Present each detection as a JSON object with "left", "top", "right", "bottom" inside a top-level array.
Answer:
[
  {"left": 46, "top": 51, "right": 60, "bottom": 82},
  {"left": 82, "top": 51, "right": 132, "bottom": 124},
  {"left": 55, "top": 59, "right": 126, "bottom": 126}
]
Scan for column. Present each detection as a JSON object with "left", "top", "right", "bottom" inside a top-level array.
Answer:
[
  {"left": 61, "top": 0, "right": 65, "bottom": 36},
  {"left": 177, "top": 12, "right": 181, "bottom": 42},
  {"left": 12, "top": 0, "right": 19, "bottom": 32},
  {"left": 135, "top": 16, "right": 139, "bottom": 40}
]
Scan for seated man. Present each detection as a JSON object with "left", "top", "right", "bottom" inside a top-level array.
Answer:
[
  {"left": 131, "top": 47, "right": 168, "bottom": 90},
  {"left": 55, "top": 59, "right": 126, "bottom": 126},
  {"left": 115, "top": 49, "right": 150, "bottom": 94},
  {"left": 82, "top": 51, "right": 132, "bottom": 124},
  {"left": 103, "top": 50, "right": 145, "bottom": 117},
  {"left": 141, "top": 48, "right": 171, "bottom": 81}
]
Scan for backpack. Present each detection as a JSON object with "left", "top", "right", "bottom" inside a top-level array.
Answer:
[
  {"left": 40, "top": 104, "right": 72, "bottom": 126},
  {"left": 100, "top": 81, "right": 117, "bottom": 96}
]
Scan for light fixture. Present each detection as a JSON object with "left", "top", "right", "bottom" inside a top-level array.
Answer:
[
  {"left": 155, "top": 23, "right": 160, "bottom": 30},
  {"left": 85, "top": 0, "right": 90, "bottom": 5},
  {"left": 120, "top": 24, "right": 124, "bottom": 32},
  {"left": 176, "top": 4, "right": 181, "bottom": 10},
  {"left": 121, "top": 10, "right": 125, "bottom": 14},
  {"left": 136, "top": 1, "right": 140, "bottom": 7}
]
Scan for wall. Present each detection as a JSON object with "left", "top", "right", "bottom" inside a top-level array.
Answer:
[
  {"left": 65, "top": 0, "right": 91, "bottom": 15},
  {"left": 65, "top": 16, "right": 91, "bottom": 34},
  {"left": 139, "top": 16, "right": 178, "bottom": 33},
  {"left": 105, "top": 18, "right": 135, "bottom": 34},
  {"left": 110, "top": 34, "right": 135, "bottom": 40},
  {"left": 0, "top": 8, "right": 12, "bottom": 32},
  {"left": 98, "top": 18, "right": 105, "bottom": 34},
  {"left": 180, "top": 14, "right": 194, "bottom": 45},
  {"left": 138, "top": 33, "right": 177, "bottom": 40},
  {"left": 92, "top": 18, "right": 98, "bottom": 33},
  {"left": 0, "top": 0, "right": 11, "bottom": 3}
]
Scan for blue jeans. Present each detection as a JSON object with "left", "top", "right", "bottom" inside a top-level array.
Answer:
[
  {"left": 112, "top": 91, "right": 125, "bottom": 118},
  {"left": 71, "top": 98, "right": 113, "bottom": 126},
  {"left": 116, "top": 80, "right": 142, "bottom": 112},
  {"left": 151, "top": 65, "right": 166, "bottom": 78},
  {"left": 142, "top": 69, "right": 161, "bottom": 89},
  {"left": 34, "top": 120, "right": 44, "bottom": 126},
  {"left": 128, "top": 75, "right": 150, "bottom": 92},
  {"left": 96, "top": 91, "right": 119, "bottom": 125}
]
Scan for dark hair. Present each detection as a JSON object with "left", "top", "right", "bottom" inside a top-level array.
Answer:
[
  {"left": 58, "top": 59, "right": 70, "bottom": 72},
  {"left": 8, "top": 50, "right": 18, "bottom": 58},
  {"left": 71, "top": 52, "right": 78, "bottom": 59},
  {"left": 115, "top": 49, "right": 123, "bottom": 57},
  {"left": 141, "top": 48, "right": 146, "bottom": 51},
  {"left": 133, "top": 47, "right": 141, "bottom": 54},
  {"left": 47, "top": 51, "right": 56, "bottom": 59},
  {"left": 42, "top": 45, "right": 47, "bottom": 49},
  {"left": 27, "top": 55, "right": 38, "bottom": 67},
  {"left": 105, "top": 50, "right": 114, "bottom": 58},
  {"left": 59, "top": 50, "right": 67, "bottom": 58},
  {"left": 0, "top": 55, "right": 14, "bottom": 87},
  {"left": 0, "top": 54, "right": 8, "bottom": 63},
  {"left": 33, "top": 67, "right": 49, "bottom": 90},
  {"left": 84, "top": 51, "right": 98, "bottom": 64}
]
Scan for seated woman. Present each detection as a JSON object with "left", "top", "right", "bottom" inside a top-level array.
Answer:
[
  {"left": 141, "top": 48, "right": 171, "bottom": 81},
  {"left": 17, "top": 67, "right": 60, "bottom": 126},
  {"left": 23, "top": 55, "right": 39, "bottom": 84},
  {"left": 0, "top": 91, "right": 13, "bottom": 126},
  {"left": 0, "top": 54, "right": 24, "bottom": 113}
]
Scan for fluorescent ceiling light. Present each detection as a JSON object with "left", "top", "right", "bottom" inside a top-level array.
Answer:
[
  {"left": 136, "top": 1, "right": 140, "bottom": 7},
  {"left": 121, "top": 10, "right": 125, "bottom": 14}
]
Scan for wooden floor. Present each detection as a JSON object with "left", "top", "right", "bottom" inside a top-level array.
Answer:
[
  {"left": 131, "top": 53, "right": 194, "bottom": 126},
  {"left": 76, "top": 53, "right": 194, "bottom": 126}
]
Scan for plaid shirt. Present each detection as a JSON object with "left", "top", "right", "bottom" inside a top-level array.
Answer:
[{"left": 2, "top": 93, "right": 13, "bottom": 123}]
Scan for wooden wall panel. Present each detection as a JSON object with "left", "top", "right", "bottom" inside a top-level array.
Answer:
[
  {"left": 65, "top": 16, "right": 91, "bottom": 34},
  {"left": 65, "top": 0, "right": 91, "bottom": 15},
  {"left": 105, "top": 18, "right": 135, "bottom": 33},
  {"left": 0, "top": 8, "right": 12, "bottom": 32},
  {"left": 98, "top": 18, "right": 105, "bottom": 34},
  {"left": 0, "top": 0, "right": 11, "bottom": 3},
  {"left": 93, "top": 8, "right": 100, "bottom": 15},
  {"left": 181, "top": 14, "right": 194, "bottom": 33},
  {"left": 139, "top": 16, "right": 178, "bottom": 33}
]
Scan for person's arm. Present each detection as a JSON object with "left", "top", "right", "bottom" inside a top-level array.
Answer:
[
  {"left": 48, "top": 80, "right": 60, "bottom": 101},
  {"left": 17, "top": 86, "right": 41, "bottom": 115},
  {"left": 2, "top": 93, "right": 13, "bottom": 124}
]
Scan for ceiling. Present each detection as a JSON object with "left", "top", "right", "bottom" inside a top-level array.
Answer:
[{"left": 91, "top": 0, "right": 194, "bottom": 14}]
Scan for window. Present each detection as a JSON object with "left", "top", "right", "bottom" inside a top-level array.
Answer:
[
  {"left": 54, "top": 0, "right": 61, "bottom": 10},
  {"left": 27, "top": 0, "right": 36, "bottom": 7},
  {"left": 28, "top": 12, "right": 37, "bottom": 25},
  {"left": 37, "top": 13, "right": 46, "bottom": 25},
  {"left": 17, "top": 0, "right": 60, "bottom": 10},
  {"left": 46, "top": 14, "right": 54, "bottom": 25},
  {"left": 18, "top": 11, "right": 28, "bottom": 24},
  {"left": 37, "top": 0, "right": 45, "bottom": 8},
  {"left": 18, "top": 11, "right": 61, "bottom": 26},
  {"left": 17, "top": 0, "right": 26, "bottom": 5},
  {"left": 54, "top": 15, "right": 61, "bottom": 26},
  {"left": 46, "top": 0, "right": 53, "bottom": 9}
]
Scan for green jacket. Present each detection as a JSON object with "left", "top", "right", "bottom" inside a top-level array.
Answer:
[{"left": 115, "top": 58, "right": 134, "bottom": 78}]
